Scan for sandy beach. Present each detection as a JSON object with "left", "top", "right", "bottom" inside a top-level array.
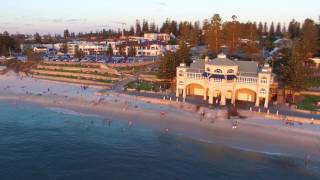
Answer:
[{"left": 1, "top": 72, "right": 320, "bottom": 160}]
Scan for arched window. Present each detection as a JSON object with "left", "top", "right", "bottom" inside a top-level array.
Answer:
[
  {"left": 214, "top": 69, "right": 222, "bottom": 74},
  {"left": 260, "top": 88, "right": 266, "bottom": 94},
  {"left": 178, "top": 70, "right": 184, "bottom": 77},
  {"left": 260, "top": 77, "right": 267, "bottom": 84},
  {"left": 227, "top": 69, "right": 234, "bottom": 74}
]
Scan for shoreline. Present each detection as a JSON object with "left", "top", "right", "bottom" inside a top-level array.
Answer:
[
  {"left": 2, "top": 93, "right": 320, "bottom": 160},
  {"left": 1, "top": 73, "right": 320, "bottom": 160}
]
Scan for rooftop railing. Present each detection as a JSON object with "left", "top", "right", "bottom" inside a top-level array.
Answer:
[{"left": 183, "top": 72, "right": 259, "bottom": 84}]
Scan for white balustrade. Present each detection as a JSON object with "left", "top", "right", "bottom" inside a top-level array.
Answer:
[{"left": 237, "top": 76, "right": 258, "bottom": 84}]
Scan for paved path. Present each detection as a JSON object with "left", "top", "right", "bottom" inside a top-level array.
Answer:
[
  {"left": 103, "top": 76, "right": 320, "bottom": 120},
  {"left": 124, "top": 90, "right": 320, "bottom": 120}
]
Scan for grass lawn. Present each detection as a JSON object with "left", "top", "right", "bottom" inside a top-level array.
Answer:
[
  {"left": 34, "top": 73, "right": 116, "bottom": 83},
  {"left": 35, "top": 67, "right": 120, "bottom": 78},
  {"left": 297, "top": 96, "right": 320, "bottom": 111},
  {"left": 127, "top": 81, "right": 160, "bottom": 91}
]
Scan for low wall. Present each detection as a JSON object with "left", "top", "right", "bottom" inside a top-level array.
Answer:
[
  {"left": 300, "top": 91, "right": 320, "bottom": 96},
  {"left": 238, "top": 110, "right": 320, "bottom": 125},
  {"left": 107, "top": 61, "right": 156, "bottom": 67},
  {"left": 33, "top": 75, "right": 112, "bottom": 88},
  {"left": 139, "top": 74, "right": 167, "bottom": 82},
  {"left": 293, "top": 108, "right": 320, "bottom": 115},
  {"left": 32, "top": 69, "right": 119, "bottom": 81},
  {"left": 39, "top": 63, "right": 120, "bottom": 75},
  {"left": 37, "top": 65, "right": 109, "bottom": 74}
]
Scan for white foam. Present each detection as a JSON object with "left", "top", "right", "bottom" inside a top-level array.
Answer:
[
  {"left": 47, "top": 107, "right": 99, "bottom": 118},
  {"left": 231, "top": 146, "right": 285, "bottom": 156}
]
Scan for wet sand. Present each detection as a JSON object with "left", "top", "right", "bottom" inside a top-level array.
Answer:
[{"left": 1, "top": 72, "right": 320, "bottom": 160}]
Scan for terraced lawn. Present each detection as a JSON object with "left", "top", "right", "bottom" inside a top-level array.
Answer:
[
  {"left": 33, "top": 73, "right": 117, "bottom": 83},
  {"left": 35, "top": 67, "right": 120, "bottom": 78}
]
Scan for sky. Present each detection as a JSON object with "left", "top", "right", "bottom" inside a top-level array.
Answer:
[{"left": 0, "top": 0, "right": 319, "bottom": 35}]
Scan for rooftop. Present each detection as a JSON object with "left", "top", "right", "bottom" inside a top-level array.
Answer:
[
  {"left": 187, "top": 54, "right": 259, "bottom": 75},
  {"left": 206, "top": 54, "right": 238, "bottom": 66}
]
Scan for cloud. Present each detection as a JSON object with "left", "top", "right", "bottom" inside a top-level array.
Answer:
[
  {"left": 95, "top": 25, "right": 112, "bottom": 28},
  {"left": 159, "top": 2, "right": 166, "bottom": 6},
  {"left": 24, "top": 24, "right": 33, "bottom": 26},
  {"left": 66, "top": 19, "right": 87, "bottom": 23},
  {"left": 51, "top": 18, "right": 63, "bottom": 23},
  {"left": 49, "top": 18, "right": 87, "bottom": 24}
]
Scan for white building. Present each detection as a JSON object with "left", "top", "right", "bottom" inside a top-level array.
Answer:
[
  {"left": 78, "top": 43, "right": 107, "bottom": 55},
  {"left": 176, "top": 54, "right": 275, "bottom": 108},
  {"left": 144, "top": 33, "right": 171, "bottom": 42}
]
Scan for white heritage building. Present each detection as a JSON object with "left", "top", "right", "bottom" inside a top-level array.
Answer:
[{"left": 176, "top": 54, "right": 274, "bottom": 108}]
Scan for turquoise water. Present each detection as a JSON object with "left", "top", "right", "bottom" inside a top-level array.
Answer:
[{"left": 0, "top": 101, "right": 319, "bottom": 180}]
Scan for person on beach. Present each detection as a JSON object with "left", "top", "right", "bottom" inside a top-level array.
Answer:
[
  {"left": 232, "top": 120, "right": 239, "bottom": 129},
  {"left": 305, "top": 154, "right": 310, "bottom": 167},
  {"left": 200, "top": 111, "right": 205, "bottom": 121}
]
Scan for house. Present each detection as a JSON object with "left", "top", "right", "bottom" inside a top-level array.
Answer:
[
  {"left": 33, "top": 46, "right": 48, "bottom": 53},
  {"left": 176, "top": 53, "right": 274, "bottom": 108},
  {"left": 136, "top": 41, "right": 178, "bottom": 56},
  {"left": 67, "top": 43, "right": 78, "bottom": 55},
  {"left": 144, "top": 33, "right": 171, "bottom": 42}
]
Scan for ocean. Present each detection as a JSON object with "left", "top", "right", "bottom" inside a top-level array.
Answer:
[{"left": 0, "top": 100, "right": 319, "bottom": 180}]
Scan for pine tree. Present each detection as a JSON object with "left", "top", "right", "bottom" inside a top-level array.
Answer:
[
  {"left": 275, "top": 22, "right": 282, "bottom": 37},
  {"left": 176, "top": 41, "right": 191, "bottom": 65},
  {"left": 263, "top": 22, "right": 268, "bottom": 35},
  {"left": 280, "top": 40, "right": 312, "bottom": 103},
  {"left": 135, "top": 20, "right": 142, "bottom": 36},
  {"left": 288, "top": 19, "right": 301, "bottom": 39},
  {"left": 269, "top": 22, "right": 275, "bottom": 39},
  {"left": 157, "top": 51, "right": 178, "bottom": 79},
  {"left": 178, "top": 21, "right": 200, "bottom": 46},
  {"left": 160, "top": 19, "right": 178, "bottom": 35},
  {"left": 129, "top": 26, "right": 135, "bottom": 36},
  {"left": 63, "top": 29, "right": 70, "bottom": 39},
  {"left": 301, "top": 18, "right": 318, "bottom": 57},
  {"left": 34, "top": 33, "right": 42, "bottom": 44},
  {"left": 149, "top": 22, "right": 157, "bottom": 33},
  {"left": 142, "top": 19, "right": 149, "bottom": 33},
  {"left": 223, "top": 15, "right": 240, "bottom": 53},
  {"left": 258, "top": 22, "right": 264, "bottom": 36},
  {"left": 107, "top": 44, "right": 114, "bottom": 56},
  {"left": 204, "top": 14, "right": 223, "bottom": 53}
]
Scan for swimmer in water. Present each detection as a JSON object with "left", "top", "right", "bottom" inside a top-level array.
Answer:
[{"left": 108, "top": 120, "right": 112, "bottom": 127}]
